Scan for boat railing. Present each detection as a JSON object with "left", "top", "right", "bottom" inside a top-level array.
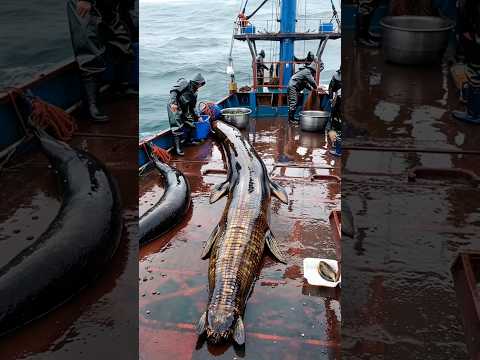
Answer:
[
  {"left": 235, "top": 17, "right": 339, "bottom": 36},
  {"left": 252, "top": 60, "right": 323, "bottom": 91}
]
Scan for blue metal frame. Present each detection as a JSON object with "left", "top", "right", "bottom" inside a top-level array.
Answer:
[{"left": 279, "top": 0, "right": 297, "bottom": 87}]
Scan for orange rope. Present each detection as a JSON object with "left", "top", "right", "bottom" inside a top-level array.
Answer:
[
  {"left": 151, "top": 143, "right": 172, "bottom": 163},
  {"left": 30, "top": 97, "right": 77, "bottom": 141},
  {"left": 8, "top": 89, "right": 77, "bottom": 141},
  {"left": 143, "top": 143, "right": 171, "bottom": 164}
]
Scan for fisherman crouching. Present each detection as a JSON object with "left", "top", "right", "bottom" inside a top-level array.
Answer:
[
  {"left": 168, "top": 73, "right": 206, "bottom": 156},
  {"left": 287, "top": 62, "right": 323, "bottom": 123}
]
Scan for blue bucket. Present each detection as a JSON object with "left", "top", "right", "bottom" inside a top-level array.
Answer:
[
  {"left": 194, "top": 115, "right": 211, "bottom": 141},
  {"left": 243, "top": 25, "right": 256, "bottom": 34},
  {"left": 319, "top": 22, "right": 334, "bottom": 33}
]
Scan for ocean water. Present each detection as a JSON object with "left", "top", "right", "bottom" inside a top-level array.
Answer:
[
  {"left": 140, "top": 0, "right": 341, "bottom": 138},
  {"left": 0, "top": 0, "right": 73, "bottom": 90}
]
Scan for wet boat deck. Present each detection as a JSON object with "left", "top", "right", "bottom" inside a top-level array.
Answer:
[
  {"left": 0, "top": 94, "right": 138, "bottom": 359},
  {"left": 341, "top": 31, "right": 480, "bottom": 359},
  {"left": 139, "top": 118, "right": 341, "bottom": 360}
]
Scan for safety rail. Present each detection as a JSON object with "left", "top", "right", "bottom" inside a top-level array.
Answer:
[
  {"left": 235, "top": 17, "right": 340, "bottom": 36},
  {"left": 252, "top": 60, "right": 322, "bottom": 90}
]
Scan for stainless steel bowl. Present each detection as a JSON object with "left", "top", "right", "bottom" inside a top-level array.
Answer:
[
  {"left": 300, "top": 111, "right": 330, "bottom": 132},
  {"left": 221, "top": 107, "right": 252, "bottom": 129},
  {"left": 380, "top": 16, "right": 454, "bottom": 65}
]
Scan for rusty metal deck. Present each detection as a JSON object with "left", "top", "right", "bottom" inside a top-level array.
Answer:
[
  {"left": 139, "top": 118, "right": 341, "bottom": 360},
  {"left": 341, "top": 31, "right": 480, "bottom": 359},
  {"left": 0, "top": 94, "right": 138, "bottom": 359}
]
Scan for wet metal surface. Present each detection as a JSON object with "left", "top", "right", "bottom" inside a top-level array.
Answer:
[
  {"left": 343, "top": 32, "right": 480, "bottom": 156},
  {"left": 139, "top": 118, "right": 341, "bottom": 359},
  {"left": 342, "top": 31, "right": 480, "bottom": 359},
  {"left": 0, "top": 95, "right": 138, "bottom": 359}
]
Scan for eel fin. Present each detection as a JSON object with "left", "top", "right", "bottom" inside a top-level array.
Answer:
[
  {"left": 265, "top": 229, "right": 287, "bottom": 264},
  {"left": 270, "top": 181, "right": 288, "bottom": 204},
  {"left": 196, "top": 312, "right": 207, "bottom": 335},
  {"left": 233, "top": 317, "right": 245, "bottom": 345},
  {"left": 201, "top": 224, "right": 220, "bottom": 259},
  {"left": 210, "top": 181, "right": 230, "bottom": 204}
]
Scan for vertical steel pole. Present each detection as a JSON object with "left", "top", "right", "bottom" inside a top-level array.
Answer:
[{"left": 279, "top": 0, "right": 297, "bottom": 88}]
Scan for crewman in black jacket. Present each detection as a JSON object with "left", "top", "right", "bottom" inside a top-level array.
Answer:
[
  {"left": 255, "top": 50, "right": 269, "bottom": 86},
  {"left": 287, "top": 62, "right": 321, "bottom": 123},
  {"left": 168, "top": 73, "right": 206, "bottom": 155}
]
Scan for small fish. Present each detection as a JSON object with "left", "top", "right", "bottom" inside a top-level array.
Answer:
[{"left": 318, "top": 261, "right": 339, "bottom": 282}]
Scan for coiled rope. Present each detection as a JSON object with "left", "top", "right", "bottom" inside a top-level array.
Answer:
[{"left": 8, "top": 89, "right": 77, "bottom": 141}]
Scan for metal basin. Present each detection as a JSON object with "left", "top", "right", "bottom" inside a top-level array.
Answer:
[
  {"left": 221, "top": 107, "right": 252, "bottom": 129},
  {"left": 380, "top": 16, "right": 454, "bottom": 65},
  {"left": 300, "top": 111, "right": 330, "bottom": 132}
]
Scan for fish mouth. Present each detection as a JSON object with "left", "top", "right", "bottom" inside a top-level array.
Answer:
[{"left": 206, "top": 329, "right": 232, "bottom": 344}]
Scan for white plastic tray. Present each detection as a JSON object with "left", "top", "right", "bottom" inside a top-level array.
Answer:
[{"left": 303, "top": 258, "right": 341, "bottom": 288}]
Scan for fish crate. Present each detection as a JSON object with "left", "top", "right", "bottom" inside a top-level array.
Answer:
[{"left": 451, "top": 251, "right": 480, "bottom": 360}]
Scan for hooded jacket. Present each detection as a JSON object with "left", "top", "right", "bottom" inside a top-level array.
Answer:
[
  {"left": 169, "top": 74, "right": 205, "bottom": 118},
  {"left": 288, "top": 65, "right": 318, "bottom": 92}
]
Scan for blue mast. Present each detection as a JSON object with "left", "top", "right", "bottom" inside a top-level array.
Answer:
[{"left": 279, "top": 0, "right": 297, "bottom": 87}]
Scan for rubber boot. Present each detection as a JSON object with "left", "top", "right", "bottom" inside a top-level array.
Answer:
[
  {"left": 329, "top": 137, "right": 342, "bottom": 157},
  {"left": 356, "top": 14, "right": 380, "bottom": 48},
  {"left": 184, "top": 122, "right": 201, "bottom": 145},
  {"left": 368, "top": 30, "right": 382, "bottom": 41},
  {"left": 173, "top": 135, "right": 184, "bottom": 156},
  {"left": 83, "top": 77, "right": 109, "bottom": 123},
  {"left": 288, "top": 110, "right": 298, "bottom": 123},
  {"left": 452, "top": 86, "right": 480, "bottom": 124},
  {"left": 112, "top": 61, "right": 138, "bottom": 96}
]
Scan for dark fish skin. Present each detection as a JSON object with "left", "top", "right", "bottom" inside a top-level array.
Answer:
[
  {"left": 0, "top": 129, "right": 122, "bottom": 336},
  {"left": 139, "top": 157, "right": 191, "bottom": 244},
  {"left": 197, "top": 120, "right": 288, "bottom": 345}
]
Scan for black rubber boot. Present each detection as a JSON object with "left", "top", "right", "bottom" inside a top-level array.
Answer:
[
  {"left": 288, "top": 110, "right": 298, "bottom": 123},
  {"left": 83, "top": 77, "right": 109, "bottom": 123},
  {"left": 368, "top": 30, "right": 382, "bottom": 40},
  {"left": 356, "top": 14, "right": 380, "bottom": 48},
  {"left": 112, "top": 62, "right": 138, "bottom": 97},
  {"left": 453, "top": 86, "right": 480, "bottom": 124},
  {"left": 173, "top": 135, "right": 184, "bottom": 156}
]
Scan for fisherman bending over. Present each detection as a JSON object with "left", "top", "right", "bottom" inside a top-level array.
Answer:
[
  {"left": 256, "top": 50, "right": 269, "bottom": 86},
  {"left": 453, "top": 0, "right": 480, "bottom": 124},
  {"left": 287, "top": 62, "right": 322, "bottom": 123},
  {"left": 168, "top": 73, "right": 206, "bottom": 156},
  {"left": 67, "top": 0, "right": 137, "bottom": 122},
  {"left": 294, "top": 51, "right": 316, "bottom": 65}
]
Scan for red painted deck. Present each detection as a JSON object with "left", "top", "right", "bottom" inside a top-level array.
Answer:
[{"left": 139, "top": 118, "right": 341, "bottom": 360}]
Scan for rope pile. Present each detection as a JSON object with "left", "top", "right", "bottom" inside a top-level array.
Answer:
[
  {"left": 147, "top": 143, "right": 171, "bottom": 163},
  {"left": 29, "top": 97, "right": 77, "bottom": 141},
  {"left": 8, "top": 89, "right": 77, "bottom": 141}
]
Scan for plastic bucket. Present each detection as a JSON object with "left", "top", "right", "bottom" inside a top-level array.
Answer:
[{"left": 194, "top": 115, "right": 211, "bottom": 140}]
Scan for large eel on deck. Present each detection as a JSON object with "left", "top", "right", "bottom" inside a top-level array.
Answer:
[
  {"left": 0, "top": 129, "right": 122, "bottom": 335},
  {"left": 139, "top": 151, "right": 191, "bottom": 245},
  {"left": 196, "top": 120, "right": 288, "bottom": 345}
]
